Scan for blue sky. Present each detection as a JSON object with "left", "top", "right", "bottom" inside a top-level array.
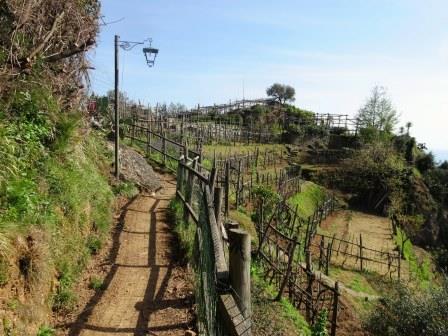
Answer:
[{"left": 90, "top": 0, "right": 448, "bottom": 158}]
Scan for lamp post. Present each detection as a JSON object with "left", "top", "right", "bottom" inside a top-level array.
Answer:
[{"left": 114, "top": 35, "right": 159, "bottom": 178}]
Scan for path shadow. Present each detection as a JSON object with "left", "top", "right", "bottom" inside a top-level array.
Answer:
[
  {"left": 62, "top": 195, "right": 138, "bottom": 336},
  {"left": 63, "top": 190, "right": 192, "bottom": 335},
  {"left": 132, "top": 197, "right": 191, "bottom": 335}
]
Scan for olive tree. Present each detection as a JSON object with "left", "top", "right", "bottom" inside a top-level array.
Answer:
[{"left": 266, "top": 83, "right": 295, "bottom": 104}]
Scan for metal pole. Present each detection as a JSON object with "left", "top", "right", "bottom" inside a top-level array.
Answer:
[{"left": 114, "top": 35, "right": 120, "bottom": 178}]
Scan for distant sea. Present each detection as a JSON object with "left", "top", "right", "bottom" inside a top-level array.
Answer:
[{"left": 433, "top": 149, "right": 448, "bottom": 163}]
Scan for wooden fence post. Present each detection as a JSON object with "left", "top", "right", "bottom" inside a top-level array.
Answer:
[
  {"left": 183, "top": 158, "right": 197, "bottom": 223},
  {"left": 255, "top": 147, "right": 259, "bottom": 167},
  {"left": 214, "top": 187, "right": 223, "bottom": 230},
  {"left": 330, "top": 282, "right": 340, "bottom": 336},
  {"left": 325, "top": 242, "right": 331, "bottom": 276},
  {"left": 162, "top": 131, "right": 167, "bottom": 166},
  {"left": 229, "top": 228, "right": 252, "bottom": 328},
  {"left": 176, "top": 156, "right": 184, "bottom": 193},
  {"left": 359, "top": 233, "right": 363, "bottom": 272},
  {"left": 225, "top": 161, "right": 230, "bottom": 216},
  {"left": 146, "top": 113, "right": 151, "bottom": 157},
  {"left": 236, "top": 160, "right": 242, "bottom": 208},
  {"left": 305, "top": 250, "right": 313, "bottom": 321},
  {"left": 181, "top": 115, "right": 185, "bottom": 144},
  {"left": 131, "top": 110, "right": 136, "bottom": 145},
  {"left": 319, "top": 237, "right": 325, "bottom": 271},
  {"left": 275, "top": 237, "right": 298, "bottom": 301}
]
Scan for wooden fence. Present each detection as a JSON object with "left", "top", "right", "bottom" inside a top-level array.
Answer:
[
  {"left": 256, "top": 200, "right": 340, "bottom": 335},
  {"left": 122, "top": 118, "right": 348, "bottom": 334},
  {"left": 123, "top": 123, "right": 253, "bottom": 335},
  {"left": 312, "top": 232, "right": 402, "bottom": 279}
]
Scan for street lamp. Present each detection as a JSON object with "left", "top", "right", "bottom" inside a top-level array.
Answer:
[{"left": 114, "top": 35, "right": 158, "bottom": 178}]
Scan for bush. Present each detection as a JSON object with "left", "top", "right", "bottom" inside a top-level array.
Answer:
[
  {"left": 89, "top": 276, "right": 105, "bottom": 290},
  {"left": 168, "top": 199, "right": 195, "bottom": 263},
  {"left": 37, "top": 326, "right": 55, "bottom": 336},
  {"left": 52, "top": 269, "right": 76, "bottom": 311},
  {"left": 365, "top": 281, "right": 448, "bottom": 336},
  {"left": 86, "top": 235, "right": 102, "bottom": 255},
  {"left": 416, "top": 152, "right": 435, "bottom": 174},
  {"left": 251, "top": 185, "right": 281, "bottom": 225},
  {"left": 311, "top": 309, "right": 329, "bottom": 336},
  {"left": 0, "top": 258, "right": 8, "bottom": 286}
]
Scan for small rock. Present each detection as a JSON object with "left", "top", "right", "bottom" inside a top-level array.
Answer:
[{"left": 185, "top": 330, "right": 197, "bottom": 336}]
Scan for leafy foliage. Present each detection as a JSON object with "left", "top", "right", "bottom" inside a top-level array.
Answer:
[
  {"left": 266, "top": 83, "right": 296, "bottom": 104},
  {"left": 311, "top": 309, "right": 329, "bottom": 336},
  {"left": 37, "top": 326, "right": 55, "bottom": 336},
  {"left": 357, "top": 86, "right": 399, "bottom": 142},
  {"left": 340, "top": 142, "right": 407, "bottom": 212},
  {"left": 251, "top": 185, "right": 281, "bottom": 225},
  {"left": 416, "top": 151, "right": 435, "bottom": 174},
  {"left": 365, "top": 281, "right": 448, "bottom": 336},
  {"left": 168, "top": 199, "right": 195, "bottom": 263}
]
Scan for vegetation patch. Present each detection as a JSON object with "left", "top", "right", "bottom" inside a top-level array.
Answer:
[
  {"left": 251, "top": 263, "right": 311, "bottom": 336},
  {"left": 288, "top": 181, "right": 327, "bottom": 219},
  {"left": 89, "top": 276, "right": 105, "bottom": 291},
  {"left": 168, "top": 198, "right": 195, "bottom": 263},
  {"left": 365, "top": 280, "right": 448, "bottom": 336},
  {"left": 395, "top": 227, "right": 434, "bottom": 287},
  {"left": 229, "top": 209, "right": 257, "bottom": 243}
]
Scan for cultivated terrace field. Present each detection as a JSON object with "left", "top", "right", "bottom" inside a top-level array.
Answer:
[{"left": 1, "top": 2, "right": 447, "bottom": 336}]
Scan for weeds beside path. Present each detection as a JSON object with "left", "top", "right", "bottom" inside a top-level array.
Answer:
[{"left": 58, "top": 174, "right": 194, "bottom": 336}]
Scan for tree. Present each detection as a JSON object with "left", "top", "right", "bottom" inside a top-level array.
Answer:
[
  {"left": 416, "top": 151, "right": 435, "bottom": 173},
  {"left": 406, "top": 121, "right": 413, "bottom": 135},
  {"left": 357, "top": 86, "right": 399, "bottom": 133},
  {"left": 266, "top": 83, "right": 295, "bottom": 104}
]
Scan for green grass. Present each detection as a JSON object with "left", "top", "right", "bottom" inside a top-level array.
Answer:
[
  {"left": 395, "top": 227, "right": 433, "bottom": 287},
  {"left": 168, "top": 198, "right": 196, "bottom": 262},
  {"left": 288, "top": 181, "right": 327, "bottom": 220},
  {"left": 86, "top": 235, "right": 102, "bottom": 255},
  {"left": 0, "top": 258, "right": 8, "bottom": 286},
  {"left": 251, "top": 263, "right": 311, "bottom": 335},
  {"left": 203, "top": 143, "right": 285, "bottom": 157},
  {"left": 0, "top": 106, "right": 114, "bottom": 327},
  {"left": 112, "top": 181, "right": 139, "bottom": 198},
  {"left": 89, "top": 276, "right": 105, "bottom": 291},
  {"left": 347, "top": 273, "right": 377, "bottom": 295},
  {"left": 37, "top": 325, "right": 55, "bottom": 336},
  {"left": 229, "top": 210, "right": 257, "bottom": 244}
]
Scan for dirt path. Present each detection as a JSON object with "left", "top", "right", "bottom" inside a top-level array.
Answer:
[{"left": 66, "top": 175, "right": 193, "bottom": 336}]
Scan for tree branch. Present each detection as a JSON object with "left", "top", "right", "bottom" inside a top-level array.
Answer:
[
  {"left": 26, "top": 11, "right": 65, "bottom": 61},
  {"left": 44, "top": 37, "right": 95, "bottom": 63}
]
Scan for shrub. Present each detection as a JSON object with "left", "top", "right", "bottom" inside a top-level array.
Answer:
[
  {"left": 251, "top": 185, "right": 281, "bottom": 225},
  {"left": 86, "top": 235, "right": 102, "bottom": 255},
  {"left": 168, "top": 199, "right": 195, "bottom": 262},
  {"left": 52, "top": 266, "right": 76, "bottom": 311},
  {"left": 311, "top": 309, "right": 329, "bottom": 336},
  {"left": 0, "top": 258, "right": 8, "bottom": 286},
  {"left": 416, "top": 152, "right": 435, "bottom": 174},
  {"left": 89, "top": 276, "right": 105, "bottom": 290},
  {"left": 37, "top": 326, "right": 55, "bottom": 336},
  {"left": 112, "top": 181, "right": 139, "bottom": 198},
  {"left": 365, "top": 281, "right": 448, "bottom": 336}
]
